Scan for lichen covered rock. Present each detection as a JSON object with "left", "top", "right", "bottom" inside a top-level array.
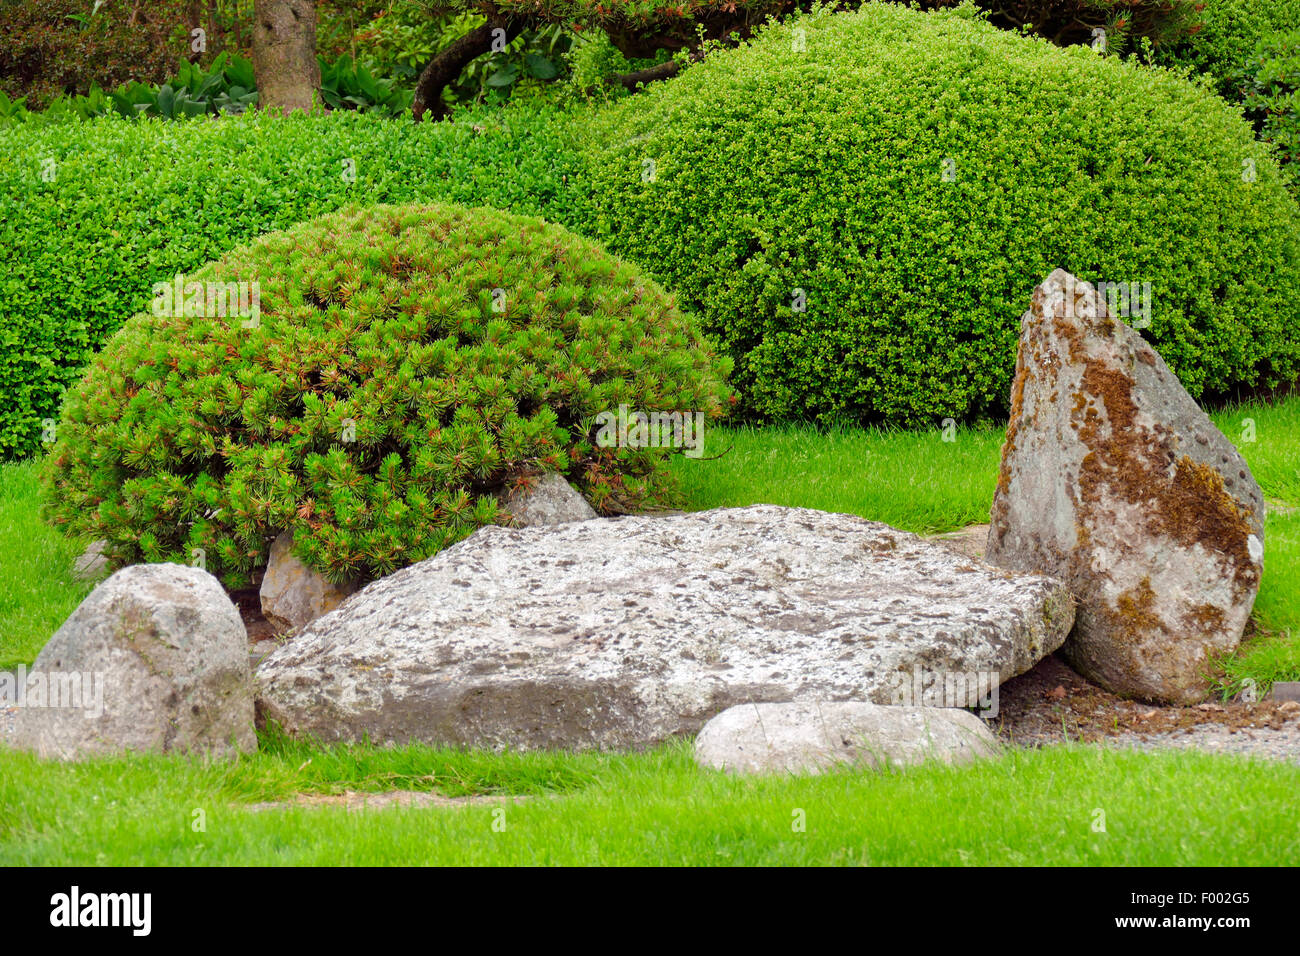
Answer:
[
  {"left": 256, "top": 504, "right": 1074, "bottom": 751},
  {"left": 987, "top": 270, "right": 1264, "bottom": 704}
]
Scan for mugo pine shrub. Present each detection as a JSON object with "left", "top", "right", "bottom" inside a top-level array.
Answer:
[
  {"left": 39, "top": 203, "right": 733, "bottom": 587},
  {"left": 580, "top": 4, "right": 1300, "bottom": 425}
]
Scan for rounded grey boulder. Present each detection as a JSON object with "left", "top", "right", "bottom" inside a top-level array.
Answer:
[
  {"left": 10, "top": 563, "right": 256, "bottom": 760},
  {"left": 693, "top": 701, "right": 1001, "bottom": 775}
]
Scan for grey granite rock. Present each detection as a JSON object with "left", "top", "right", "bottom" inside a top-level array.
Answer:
[
  {"left": 257, "top": 504, "right": 1073, "bottom": 751},
  {"left": 11, "top": 563, "right": 255, "bottom": 760}
]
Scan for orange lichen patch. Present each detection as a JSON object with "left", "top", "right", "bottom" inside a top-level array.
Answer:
[
  {"left": 1183, "top": 602, "right": 1227, "bottom": 634},
  {"left": 1113, "top": 576, "right": 1163, "bottom": 634},
  {"left": 1072, "top": 354, "right": 1259, "bottom": 596},
  {"left": 995, "top": 342, "right": 1034, "bottom": 502},
  {"left": 1008, "top": 355, "right": 1029, "bottom": 425},
  {"left": 1168, "top": 457, "right": 1258, "bottom": 582},
  {"left": 1052, "top": 315, "right": 1087, "bottom": 363}
]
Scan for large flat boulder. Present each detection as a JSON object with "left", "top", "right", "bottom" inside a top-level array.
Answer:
[
  {"left": 256, "top": 504, "right": 1073, "bottom": 751},
  {"left": 10, "top": 563, "right": 255, "bottom": 760},
  {"left": 694, "top": 701, "right": 1001, "bottom": 775},
  {"left": 986, "top": 270, "right": 1264, "bottom": 704}
]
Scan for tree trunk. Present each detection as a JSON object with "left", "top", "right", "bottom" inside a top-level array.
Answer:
[
  {"left": 251, "top": 0, "right": 319, "bottom": 113},
  {"left": 206, "top": 1, "right": 225, "bottom": 57}
]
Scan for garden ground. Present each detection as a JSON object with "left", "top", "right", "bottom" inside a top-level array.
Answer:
[{"left": 2, "top": 401, "right": 1298, "bottom": 865}]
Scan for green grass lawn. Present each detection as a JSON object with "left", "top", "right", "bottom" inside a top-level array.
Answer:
[
  {"left": 0, "top": 463, "right": 93, "bottom": 669},
  {"left": 2, "top": 398, "right": 1298, "bottom": 865},
  {"left": 2, "top": 734, "right": 1296, "bottom": 865},
  {"left": 672, "top": 421, "right": 1006, "bottom": 534}
]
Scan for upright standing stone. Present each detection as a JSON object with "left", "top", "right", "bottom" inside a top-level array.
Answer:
[{"left": 987, "top": 270, "right": 1264, "bottom": 704}]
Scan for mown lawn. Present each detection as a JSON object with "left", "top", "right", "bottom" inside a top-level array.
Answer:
[
  {"left": 1, "top": 734, "right": 1296, "bottom": 865},
  {"left": 0, "top": 462, "right": 93, "bottom": 669},
  {"left": 2, "top": 398, "right": 1297, "bottom": 866}
]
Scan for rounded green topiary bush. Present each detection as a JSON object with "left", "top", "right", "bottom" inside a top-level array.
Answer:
[
  {"left": 39, "top": 203, "right": 733, "bottom": 587},
  {"left": 579, "top": 3, "right": 1300, "bottom": 425}
]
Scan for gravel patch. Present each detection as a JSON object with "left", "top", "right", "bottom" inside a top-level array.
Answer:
[
  {"left": 990, "top": 652, "right": 1300, "bottom": 764},
  {"left": 1103, "top": 722, "right": 1300, "bottom": 765}
]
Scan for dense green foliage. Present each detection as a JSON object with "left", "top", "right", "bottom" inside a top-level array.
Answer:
[
  {"left": 580, "top": 4, "right": 1300, "bottom": 425},
  {"left": 1155, "top": 0, "right": 1300, "bottom": 94},
  {"left": 317, "top": 54, "right": 414, "bottom": 115},
  {"left": 0, "top": 53, "right": 258, "bottom": 125},
  {"left": 38, "top": 203, "right": 732, "bottom": 586},
  {"left": 971, "top": 0, "right": 1201, "bottom": 53},
  {"left": 0, "top": 52, "right": 424, "bottom": 126},
  {"left": 324, "top": 2, "right": 578, "bottom": 109},
  {"left": 1239, "top": 27, "right": 1300, "bottom": 182},
  {"left": 0, "top": 0, "right": 195, "bottom": 108},
  {"left": 0, "top": 105, "right": 584, "bottom": 459}
]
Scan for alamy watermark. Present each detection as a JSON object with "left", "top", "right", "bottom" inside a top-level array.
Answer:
[
  {"left": 50, "top": 886, "right": 150, "bottom": 936},
  {"left": 1, "top": 665, "right": 104, "bottom": 718},
  {"left": 594, "top": 404, "right": 706, "bottom": 458},
  {"left": 152, "top": 273, "right": 261, "bottom": 328},
  {"left": 889, "top": 664, "right": 999, "bottom": 718}
]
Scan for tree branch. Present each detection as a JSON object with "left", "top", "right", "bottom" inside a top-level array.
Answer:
[
  {"left": 606, "top": 58, "right": 680, "bottom": 93},
  {"left": 412, "top": 15, "right": 529, "bottom": 122}
]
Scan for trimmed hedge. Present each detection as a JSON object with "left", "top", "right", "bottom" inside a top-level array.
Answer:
[
  {"left": 39, "top": 203, "right": 733, "bottom": 586},
  {"left": 578, "top": 4, "right": 1300, "bottom": 425},
  {"left": 0, "top": 105, "right": 583, "bottom": 459}
]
